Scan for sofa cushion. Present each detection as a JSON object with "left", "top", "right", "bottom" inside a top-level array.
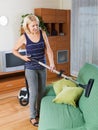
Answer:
[
  {"left": 39, "top": 96, "right": 85, "bottom": 130},
  {"left": 77, "top": 63, "right": 98, "bottom": 126},
  {"left": 53, "top": 78, "right": 77, "bottom": 95},
  {"left": 52, "top": 86, "right": 83, "bottom": 107}
]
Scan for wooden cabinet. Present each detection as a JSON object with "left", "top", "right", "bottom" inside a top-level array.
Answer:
[
  {"left": 34, "top": 8, "right": 56, "bottom": 23},
  {"left": 55, "top": 10, "right": 67, "bottom": 23},
  {"left": 0, "top": 71, "right": 25, "bottom": 94},
  {"left": 34, "top": 8, "right": 71, "bottom": 80}
]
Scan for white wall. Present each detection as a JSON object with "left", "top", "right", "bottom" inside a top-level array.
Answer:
[
  {"left": 60, "top": 0, "right": 72, "bottom": 9},
  {"left": 0, "top": 0, "right": 60, "bottom": 51}
]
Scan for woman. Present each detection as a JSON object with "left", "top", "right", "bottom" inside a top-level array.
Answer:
[{"left": 12, "top": 14, "right": 55, "bottom": 127}]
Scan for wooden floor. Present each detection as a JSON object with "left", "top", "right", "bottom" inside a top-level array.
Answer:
[
  {"left": 0, "top": 91, "right": 38, "bottom": 130},
  {"left": 0, "top": 78, "right": 60, "bottom": 130}
]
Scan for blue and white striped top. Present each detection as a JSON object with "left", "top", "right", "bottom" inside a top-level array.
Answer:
[{"left": 24, "top": 30, "right": 46, "bottom": 70}]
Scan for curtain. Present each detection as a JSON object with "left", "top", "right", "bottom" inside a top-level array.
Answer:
[{"left": 71, "top": 0, "right": 98, "bottom": 76}]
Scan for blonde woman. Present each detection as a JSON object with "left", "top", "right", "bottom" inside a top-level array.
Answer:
[{"left": 12, "top": 14, "right": 55, "bottom": 127}]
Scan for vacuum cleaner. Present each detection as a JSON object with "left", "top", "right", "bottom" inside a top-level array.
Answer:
[
  {"left": 18, "top": 58, "right": 94, "bottom": 106},
  {"left": 18, "top": 76, "right": 29, "bottom": 106}
]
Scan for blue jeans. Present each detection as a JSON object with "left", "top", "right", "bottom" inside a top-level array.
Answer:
[{"left": 25, "top": 69, "right": 46, "bottom": 119}]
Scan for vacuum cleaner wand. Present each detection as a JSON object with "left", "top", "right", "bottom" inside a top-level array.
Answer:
[{"left": 31, "top": 58, "right": 94, "bottom": 97}]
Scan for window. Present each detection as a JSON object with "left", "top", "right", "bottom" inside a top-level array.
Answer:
[{"left": 71, "top": 0, "right": 98, "bottom": 76}]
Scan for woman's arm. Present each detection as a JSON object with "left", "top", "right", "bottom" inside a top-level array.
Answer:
[
  {"left": 42, "top": 31, "right": 55, "bottom": 71},
  {"left": 12, "top": 35, "right": 30, "bottom": 62}
]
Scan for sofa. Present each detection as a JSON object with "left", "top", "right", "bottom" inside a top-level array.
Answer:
[{"left": 38, "top": 63, "right": 98, "bottom": 130}]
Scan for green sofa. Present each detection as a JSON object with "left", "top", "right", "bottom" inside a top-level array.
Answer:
[{"left": 38, "top": 63, "right": 98, "bottom": 130}]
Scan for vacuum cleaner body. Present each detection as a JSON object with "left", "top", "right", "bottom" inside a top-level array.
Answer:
[
  {"left": 18, "top": 78, "right": 29, "bottom": 106},
  {"left": 18, "top": 87, "right": 29, "bottom": 106}
]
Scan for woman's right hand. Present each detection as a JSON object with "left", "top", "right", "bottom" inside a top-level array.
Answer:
[{"left": 21, "top": 55, "right": 31, "bottom": 62}]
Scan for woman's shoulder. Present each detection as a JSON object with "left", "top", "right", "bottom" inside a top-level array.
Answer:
[
  {"left": 41, "top": 29, "right": 45, "bottom": 34},
  {"left": 20, "top": 34, "right": 26, "bottom": 40},
  {"left": 41, "top": 29, "right": 47, "bottom": 38},
  {"left": 18, "top": 34, "right": 26, "bottom": 44}
]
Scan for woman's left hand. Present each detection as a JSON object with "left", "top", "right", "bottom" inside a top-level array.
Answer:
[{"left": 50, "top": 64, "right": 56, "bottom": 72}]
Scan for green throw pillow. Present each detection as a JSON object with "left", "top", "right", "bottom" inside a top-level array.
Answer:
[
  {"left": 52, "top": 86, "right": 84, "bottom": 107},
  {"left": 53, "top": 78, "right": 77, "bottom": 95}
]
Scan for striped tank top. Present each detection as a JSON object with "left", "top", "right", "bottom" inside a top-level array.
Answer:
[{"left": 24, "top": 30, "right": 46, "bottom": 70}]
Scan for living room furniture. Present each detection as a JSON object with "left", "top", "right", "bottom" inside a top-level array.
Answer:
[{"left": 38, "top": 63, "right": 98, "bottom": 130}]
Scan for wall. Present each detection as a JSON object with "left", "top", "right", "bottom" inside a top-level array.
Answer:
[
  {"left": 60, "top": 0, "right": 72, "bottom": 9},
  {"left": 0, "top": 0, "right": 60, "bottom": 51}
]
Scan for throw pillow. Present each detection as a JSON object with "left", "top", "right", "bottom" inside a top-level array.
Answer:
[
  {"left": 52, "top": 86, "right": 84, "bottom": 107},
  {"left": 53, "top": 78, "right": 77, "bottom": 95}
]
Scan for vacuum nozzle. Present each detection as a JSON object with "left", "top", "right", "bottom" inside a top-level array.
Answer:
[
  {"left": 79, "top": 79, "right": 94, "bottom": 97},
  {"left": 85, "top": 79, "right": 94, "bottom": 97}
]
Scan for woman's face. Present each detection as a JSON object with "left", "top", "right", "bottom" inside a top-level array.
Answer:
[{"left": 28, "top": 20, "right": 39, "bottom": 34}]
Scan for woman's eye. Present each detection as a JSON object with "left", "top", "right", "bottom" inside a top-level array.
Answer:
[
  {"left": 36, "top": 24, "right": 38, "bottom": 27},
  {"left": 32, "top": 24, "right": 38, "bottom": 27}
]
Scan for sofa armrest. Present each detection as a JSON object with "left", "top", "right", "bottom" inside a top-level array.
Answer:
[{"left": 45, "top": 84, "right": 56, "bottom": 96}]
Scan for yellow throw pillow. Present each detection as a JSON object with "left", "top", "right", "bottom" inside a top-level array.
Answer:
[
  {"left": 53, "top": 78, "right": 77, "bottom": 95},
  {"left": 52, "top": 86, "right": 84, "bottom": 107}
]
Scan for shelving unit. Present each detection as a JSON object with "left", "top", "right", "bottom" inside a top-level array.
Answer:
[{"left": 34, "top": 8, "right": 71, "bottom": 80}]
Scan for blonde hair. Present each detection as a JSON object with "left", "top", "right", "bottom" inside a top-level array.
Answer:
[{"left": 23, "top": 14, "right": 39, "bottom": 33}]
